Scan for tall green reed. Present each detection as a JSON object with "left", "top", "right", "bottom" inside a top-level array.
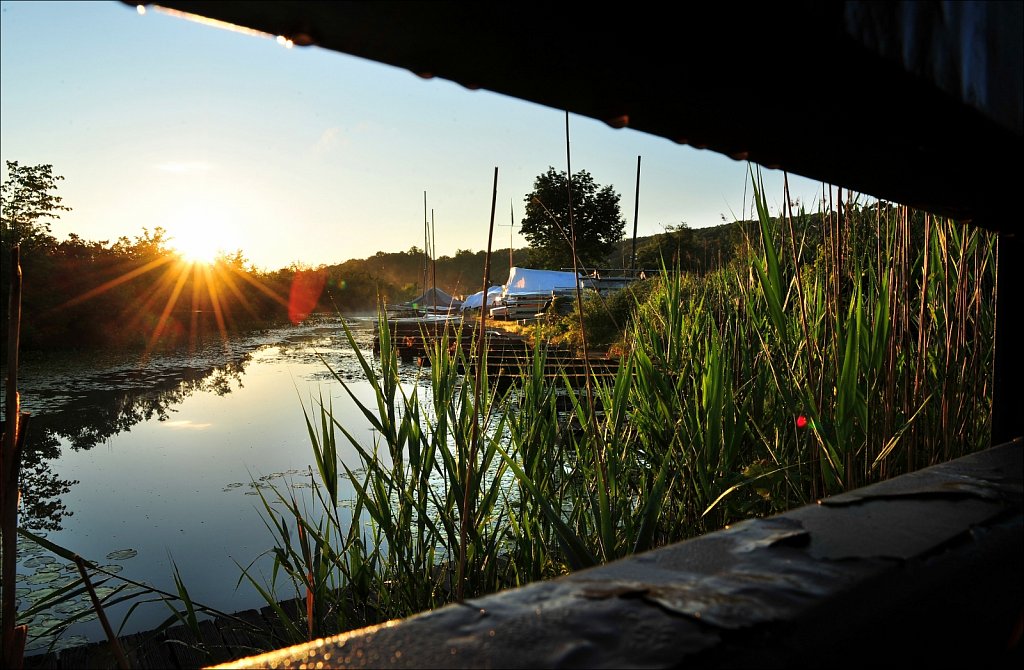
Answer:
[
  {"left": 241, "top": 314, "right": 522, "bottom": 641},
  {"left": 248, "top": 173, "right": 996, "bottom": 639},
  {"left": 15, "top": 528, "right": 266, "bottom": 661}
]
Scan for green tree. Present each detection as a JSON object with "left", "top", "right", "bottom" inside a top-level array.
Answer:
[
  {"left": 521, "top": 167, "right": 625, "bottom": 269},
  {"left": 634, "top": 222, "right": 695, "bottom": 270},
  {"left": 111, "top": 226, "right": 174, "bottom": 260},
  {"left": 1, "top": 161, "right": 71, "bottom": 252}
]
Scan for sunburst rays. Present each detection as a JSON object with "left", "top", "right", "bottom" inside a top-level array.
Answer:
[{"left": 45, "top": 253, "right": 292, "bottom": 359}]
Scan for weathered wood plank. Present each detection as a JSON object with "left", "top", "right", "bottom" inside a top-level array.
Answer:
[
  {"left": 118, "top": 630, "right": 176, "bottom": 670},
  {"left": 163, "top": 622, "right": 214, "bottom": 670},
  {"left": 213, "top": 609, "right": 271, "bottom": 663},
  {"left": 54, "top": 640, "right": 117, "bottom": 670},
  {"left": 20, "top": 650, "right": 58, "bottom": 669},
  {"left": 263, "top": 596, "right": 304, "bottom": 643},
  {"left": 191, "top": 618, "right": 237, "bottom": 667}
]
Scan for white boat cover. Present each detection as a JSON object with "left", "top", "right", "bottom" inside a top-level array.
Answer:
[
  {"left": 460, "top": 286, "right": 503, "bottom": 310},
  {"left": 502, "top": 267, "right": 580, "bottom": 296}
]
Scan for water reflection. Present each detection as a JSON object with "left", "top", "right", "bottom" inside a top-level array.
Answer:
[
  {"left": 6, "top": 352, "right": 252, "bottom": 532},
  {"left": 3, "top": 313, "right": 380, "bottom": 533},
  {"left": 4, "top": 314, "right": 440, "bottom": 649}
]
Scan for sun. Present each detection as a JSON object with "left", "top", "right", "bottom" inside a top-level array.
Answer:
[
  {"left": 173, "top": 230, "right": 222, "bottom": 265},
  {"left": 166, "top": 207, "right": 233, "bottom": 265}
]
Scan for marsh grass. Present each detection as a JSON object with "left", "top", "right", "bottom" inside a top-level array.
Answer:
[
  {"left": 14, "top": 527, "right": 269, "bottom": 661},
  {"left": 15, "top": 174, "right": 992, "bottom": 655},
  {"left": 246, "top": 174, "right": 996, "bottom": 640}
]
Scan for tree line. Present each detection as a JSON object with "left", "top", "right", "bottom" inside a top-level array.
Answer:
[{"left": 2, "top": 160, "right": 741, "bottom": 352}]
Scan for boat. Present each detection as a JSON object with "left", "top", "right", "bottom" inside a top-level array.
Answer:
[
  {"left": 488, "top": 267, "right": 581, "bottom": 320},
  {"left": 386, "top": 286, "right": 463, "bottom": 319}
]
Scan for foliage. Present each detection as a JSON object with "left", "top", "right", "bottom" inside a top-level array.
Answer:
[
  {"left": 520, "top": 167, "right": 625, "bottom": 269},
  {"left": 625, "top": 220, "right": 747, "bottom": 274},
  {"left": 7, "top": 167, "right": 993, "bottom": 652},
  {"left": 13, "top": 528, "right": 272, "bottom": 660},
  {"left": 559, "top": 278, "right": 659, "bottom": 351},
  {"left": 249, "top": 172, "right": 996, "bottom": 643},
  {"left": 241, "top": 317, "right": 518, "bottom": 639},
  {"left": 2, "top": 227, "right": 292, "bottom": 352},
  {"left": 1, "top": 161, "right": 71, "bottom": 253}
]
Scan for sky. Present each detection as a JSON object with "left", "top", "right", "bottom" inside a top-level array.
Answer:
[{"left": 2, "top": 1, "right": 835, "bottom": 272}]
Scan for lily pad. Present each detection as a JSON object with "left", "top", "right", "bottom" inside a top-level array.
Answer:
[
  {"left": 26, "top": 572, "right": 63, "bottom": 585},
  {"left": 23, "top": 556, "right": 56, "bottom": 568},
  {"left": 33, "top": 617, "right": 64, "bottom": 632},
  {"left": 18, "top": 543, "right": 44, "bottom": 559},
  {"left": 93, "top": 586, "right": 117, "bottom": 599},
  {"left": 105, "top": 549, "right": 138, "bottom": 561},
  {"left": 23, "top": 588, "right": 57, "bottom": 604},
  {"left": 98, "top": 564, "right": 123, "bottom": 574},
  {"left": 53, "top": 600, "right": 91, "bottom": 616}
]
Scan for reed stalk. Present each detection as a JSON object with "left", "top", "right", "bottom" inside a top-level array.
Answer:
[{"left": 249, "top": 171, "right": 996, "bottom": 641}]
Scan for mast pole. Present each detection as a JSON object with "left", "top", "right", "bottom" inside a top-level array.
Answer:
[
  {"left": 431, "top": 208, "right": 437, "bottom": 306},
  {"left": 509, "top": 199, "right": 514, "bottom": 269},
  {"left": 423, "top": 191, "right": 429, "bottom": 295},
  {"left": 631, "top": 155, "right": 641, "bottom": 274}
]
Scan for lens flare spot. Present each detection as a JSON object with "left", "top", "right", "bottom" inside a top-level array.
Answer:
[{"left": 289, "top": 270, "right": 327, "bottom": 324}]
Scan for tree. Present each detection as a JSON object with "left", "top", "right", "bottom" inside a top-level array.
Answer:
[
  {"left": 634, "top": 222, "right": 695, "bottom": 271},
  {"left": 521, "top": 167, "right": 625, "bottom": 269},
  {"left": 1, "top": 161, "right": 71, "bottom": 252},
  {"left": 110, "top": 226, "right": 174, "bottom": 261}
]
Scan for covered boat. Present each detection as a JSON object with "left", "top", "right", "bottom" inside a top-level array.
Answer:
[{"left": 489, "top": 267, "right": 581, "bottom": 320}]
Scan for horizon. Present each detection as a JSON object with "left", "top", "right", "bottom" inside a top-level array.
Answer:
[{"left": 4, "top": 1, "right": 837, "bottom": 272}]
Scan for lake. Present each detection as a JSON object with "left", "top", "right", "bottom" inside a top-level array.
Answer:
[{"left": 4, "top": 313, "right": 431, "bottom": 654}]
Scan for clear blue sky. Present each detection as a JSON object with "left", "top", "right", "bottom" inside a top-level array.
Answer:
[{"left": 2, "top": 1, "right": 836, "bottom": 271}]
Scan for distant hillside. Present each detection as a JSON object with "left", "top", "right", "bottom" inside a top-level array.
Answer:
[
  {"left": 304, "top": 221, "right": 750, "bottom": 312},
  {"left": 309, "top": 247, "right": 533, "bottom": 311},
  {"left": 603, "top": 221, "right": 746, "bottom": 274}
]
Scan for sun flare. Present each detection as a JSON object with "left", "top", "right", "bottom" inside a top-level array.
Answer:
[
  {"left": 173, "top": 233, "right": 221, "bottom": 265},
  {"left": 166, "top": 207, "right": 234, "bottom": 265}
]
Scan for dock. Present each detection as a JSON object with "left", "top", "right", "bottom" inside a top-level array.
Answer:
[{"left": 373, "top": 317, "right": 621, "bottom": 387}]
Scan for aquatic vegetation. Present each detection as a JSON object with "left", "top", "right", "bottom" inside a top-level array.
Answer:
[
  {"left": 5, "top": 175, "right": 995, "bottom": 659},
  {"left": 246, "top": 176, "right": 996, "bottom": 641}
]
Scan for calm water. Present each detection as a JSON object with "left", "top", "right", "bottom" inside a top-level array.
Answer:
[{"left": 5, "top": 314, "right": 432, "bottom": 653}]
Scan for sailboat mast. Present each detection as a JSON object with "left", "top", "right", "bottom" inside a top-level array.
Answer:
[
  {"left": 431, "top": 208, "right": 437, "bottom": 303},
  {"left": 423, "top": 191, "right": 429, "bottom": 295},
  {"left": 509, "top": 199, "right": 514, "bottom": 269},
  {"left": 631, "top": 155, "right": 641, "bottom": 273}
]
